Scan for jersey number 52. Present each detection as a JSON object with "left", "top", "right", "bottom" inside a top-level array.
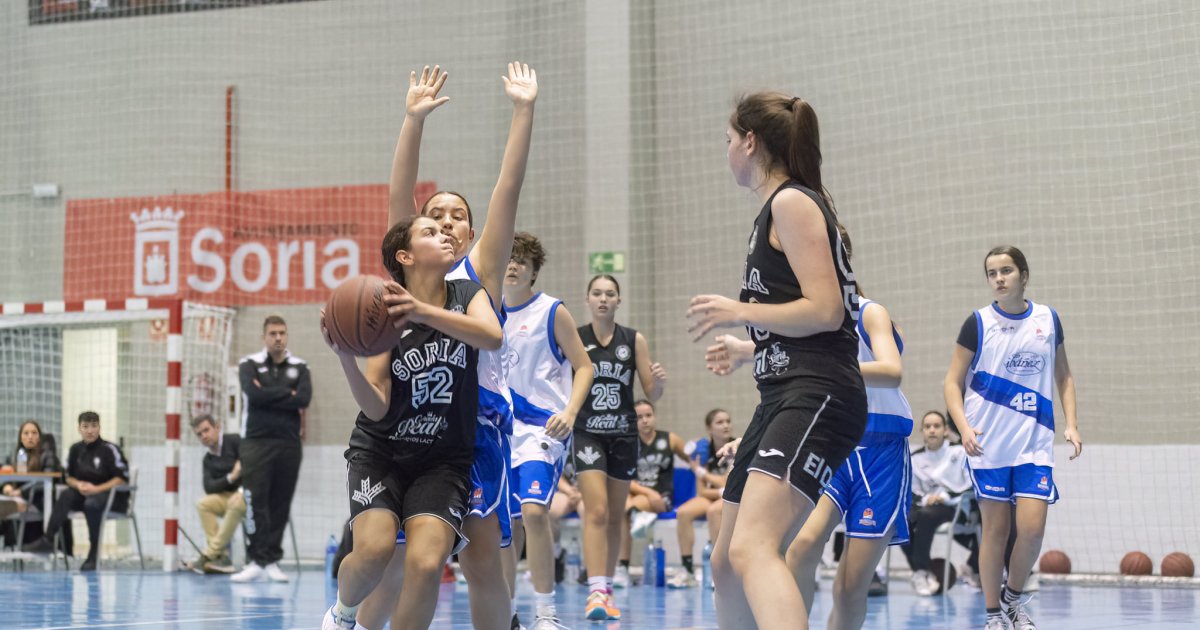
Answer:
[{"left": 413, "top": 367, "right": 454, "bottom": 409}]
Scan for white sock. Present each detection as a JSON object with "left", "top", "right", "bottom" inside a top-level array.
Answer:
[
  {"left": 333, "top": 595, "right": 358, "bottom": 620},
  {"left": 604, "top": 576, "right": 614, "bottom": 593},
  {"left": 587, "top": 576, "right": 607, "bottom": 594},
  {"left": 535, "top": 590, "right": 556, "bottom": 618}
]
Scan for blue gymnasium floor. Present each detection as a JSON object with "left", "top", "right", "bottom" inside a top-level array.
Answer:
[{"left": 4, "top": 569, "right": 1197, "bottom": 629}]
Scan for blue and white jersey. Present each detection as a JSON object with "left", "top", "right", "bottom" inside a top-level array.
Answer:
[
  {"left": 503, "top": 292, "right": 572, "bottom": 428},
  {"left": 856, "top": 299, "right": 913, "bottom": 439},
  {"left": 962, "top": 301, "right": 1060, "bottom": 470},
  {"left": 448, "top": 256, "right": 514, "bottom": 433}
]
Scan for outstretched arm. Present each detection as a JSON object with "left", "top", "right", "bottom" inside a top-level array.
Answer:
[
  {"left": 467, "top": 62, "right": 538, "bottom": 303},
  {"left": 389, "top": 65, "right": 450, "bottom": 227}
]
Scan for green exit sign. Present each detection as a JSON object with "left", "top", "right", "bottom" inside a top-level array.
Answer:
[{"left": 588, "top": 251, "right": 626, "bottom": 274}]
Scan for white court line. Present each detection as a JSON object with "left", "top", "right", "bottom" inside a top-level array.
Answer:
[{"left": 35, "top": 614, "right": 277, "bottom": 629}]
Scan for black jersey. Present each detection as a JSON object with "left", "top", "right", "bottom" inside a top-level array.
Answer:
[
  {"left": 636, "top": 430, "right": 674, "bottom": 497},
  {"left": 576, "top": 323, "right": 638, "bottom": 436},
  {"left": 739, "top": 181, "right": 860, "bottom": 387},
  {"left": 348, "top": 279, "right": 482, "bottom": 469}
]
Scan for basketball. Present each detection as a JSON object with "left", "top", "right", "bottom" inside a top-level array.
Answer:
[
  {"left": 1161, "top": 552, "right": 1195, "bottom": 578},
  {"left": 928, "top": 558, "right": 957, "bottom": 594},
  {"left": 323, "top": 275, "right": 400, "bottom": 356},
  {"left": 1039, "top": 549, "right": 1072, "bottom": 574},
  {"left": 1120, "top": 551, "right": 1154, "bottom": 576}
]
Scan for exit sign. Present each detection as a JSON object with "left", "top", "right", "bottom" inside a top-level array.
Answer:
[{"left": 588, "top": 251, "right": 626, "bottom": 274}]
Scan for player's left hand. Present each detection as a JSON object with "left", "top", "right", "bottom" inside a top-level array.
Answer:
[
  {"left": 649, "top": 362, "right": 667, "bottom": 387},
  {"left": 717, "top": 437, "right": 741, "bottom": 466},
  {"left": 503, "top": 61, "right": 538, "bottom": 106},
  {"left": 383, "top": 282, "right": 419, "bottom": 327},
  {"left": 687, "top": 295, "right": 743, "bottom": 341},
  {"left": 545, "top": 411, "right": 573, "bottom": 441},
  {"left": 1064, "top": 426, "right": 1083, "bottom": 460}
]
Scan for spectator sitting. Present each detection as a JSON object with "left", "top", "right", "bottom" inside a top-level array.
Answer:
[
  {"left": 666, "top": 408, "right": 734, "bottom": 589},
  {"left": 187, "top": 413, "right": 244, "bottom": 574},
  {"left": 25, "top": 411, "right": 131, "bottom": 571},
  {"left": 2, "top": 420, "right": 63, "bottom": 545},
  {"left": 903, "top": 410, "right": 977, "bottom": 595}
]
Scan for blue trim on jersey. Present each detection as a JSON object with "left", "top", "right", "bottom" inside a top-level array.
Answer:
[
  {"left": 505, "top": 292, "right": 542, "bottom": 312},
  {"left": 856, "top": 316, "right": 868, "bottom": 349},
  {"left": 991, "top": 301, "right": 1033, "bottom": 320},
  {"left": 453, "top": 257, "right": 480, "bottom": 284},
  {"left": 546, "top": 300, "right": 565, "bottom": 364},
  {"left": 969, "top": 312, "right": 984, "bottom": 373},
  {"left": 968, "top": 371, "right": 1054, "bottom": 432},
  {"left": 510, "top": 391, "right": 554, "bottom": 427},
  {"left": 1050, "top": 307, "right": 1064, "bottom": 347},
  {"left": 865, "top": 412, "right": 914, "bottom": 437},
  {"left": 478, "top": 387, "right": 515, "bottom": 432}
]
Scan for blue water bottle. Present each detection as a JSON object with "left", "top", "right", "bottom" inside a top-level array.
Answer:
[
  {"left": 654, "top": 539, "right": 666, "bottom": 587},
  {"left": 324, "top": 534, "right": 338, "bottom": 579},
  {"left": 643, "top": 540, "right": 657, "bottom": 587},
  {"left": 565, "top": 537, "right": 581, "bottom": 584},
  {"left": 702, "top": 541, "right": 713, "bottom": 589}
]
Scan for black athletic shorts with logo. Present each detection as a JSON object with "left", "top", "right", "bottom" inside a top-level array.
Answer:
[
  {"left": 572, "top": 430, "right": 640, "bottom": 481},
  {"left": 345, "top": 446, "right": 472, "bottom": 553},
  {"left": 723, "top": 381, "right": 867, "bottom": 506}
]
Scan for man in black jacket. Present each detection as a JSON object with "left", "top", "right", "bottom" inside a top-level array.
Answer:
[
  {"left": 25, "top": 411, "right": 130, "bottom": 571},
  {"left": 188, "top": 413, "right": 243, "bottom": 574},
  {"left": 231, "top": 315, "right": 312, "bottom": 583}
]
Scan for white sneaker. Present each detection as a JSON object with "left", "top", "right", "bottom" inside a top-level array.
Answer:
[
  {"left": 230, "top": 563, "right": 267, "bottom": 583},
  {"left": 1002, "top": 592, "right": 1038, "bottom": 630},
  {"left": 1022, "top": 571, "right": 1041, "bottom": 593},
  {"left": 264, "top": 562, "right": 289, "bottom": 582},
  {"left": 530, "top": 616, "right": 570, "bottom": 630},
  {"left": 613, "top": 565, "right": 630, "bottom": 589},
  {"left": 910, "top": 570, "right": 937, "bottom": 596},
  {"left": 629, "top": 510, "right": 658, "bottom": 538},
  {"left": 322, "top": 606, "right": 357, "bottom": 629},
  {"left": 984, "top": 615, "right": 1010, "bottom": 630}
]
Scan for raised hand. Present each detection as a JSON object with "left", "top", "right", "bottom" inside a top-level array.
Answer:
[
  {"left": 502, "top": 61, "right": 538, "bottom": 106},
  {"left": 407, "top": 65, "right": 450, "bottom": 120}
]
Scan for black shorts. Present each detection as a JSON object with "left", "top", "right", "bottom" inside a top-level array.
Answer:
[
  {"left": 572, "top": 430, "right": 640, "bottom": 481},
  {"left": 345, "top": 447, "right": 471, "bottom": 551},
  {"left": 723, "top": 382, "right": 867, "bottom": 506}
]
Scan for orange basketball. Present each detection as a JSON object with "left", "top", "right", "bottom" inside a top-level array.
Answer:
[
  {"left": 324, "top": 275, "right": 400, "bottom": 356},
  {"left": 1039, "top": 549, "right": 1072, "bottom": 574},
  {"left": 1161, "top": 552, "right": 1195, "bottom": 578},
  {"left": 1119, "top": 551, "right": 1153, "bottom": 576}
]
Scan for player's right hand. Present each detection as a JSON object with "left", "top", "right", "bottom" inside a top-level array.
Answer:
[
  {"left": 961, "top": 428, "right": 984, "bottom": 457},
  {"left": 318, "top": 308, "right": 350, "bottom": 356},
  {"left": 407, "top": 65, "right": 450, "bottom": 120},
  {"left": 705, "top": 334, "right": 753, "bottom": 376},
  {"left": 717, "top": 437, "right": 741, "bottom": 466}
]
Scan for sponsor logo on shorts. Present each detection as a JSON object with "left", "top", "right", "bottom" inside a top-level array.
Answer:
[
  {"left": 529, "top": 481, "right": 542, "bottom": 496},
  {"left": 984, "top": 484, "right": 1006, "bottom": 493},
  {"left": 449, "top": 507, "right": 462, "bottom": 520},
  {"left": 351, "top": 477, "right": 385, "bottom": 507},
  {"left": 803, "top": 453, "right": 834, "bottom": 486},
  {"left": 470, "top": 487, "right": 484, "bottom": 508},
  {"left": 577, "top": 446, "right": 601, "bottom": 466},
  {"left": 1005, "top": 351, "right": 1045, "bottom": 376},
  {"left": 1038, "top": 476, "right": 1049, "bottom": 490},
  {"left": 758, "top": 448, "right": 785, "bottom": 458},
  {"left": 859, "top": 507, "right": 876, "bottom": 527}
]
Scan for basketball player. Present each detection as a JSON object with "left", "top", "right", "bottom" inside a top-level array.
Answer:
[
  {"left": 320, "top": 215, "right": 503, "bottom": 630},
  {"left": 944, "top": 246, "right": 1082, "bottom": 630},
  {"left": 501, "top": 232, "right": 595, "bottom": 629},
  {"left": 688, "top": 93, "right": 867, "bottom": 630},
  {"left": 576, "top": 274, "right": 667, "bottom": 621},
  {"left": 356, "top": 62, "right": 537, "bottom": 630}
]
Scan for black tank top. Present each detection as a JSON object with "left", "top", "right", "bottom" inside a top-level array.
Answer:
[
  {"left": 348, "top": 279, "right": 482, "bottom": 469},
  {"left": 739, "top": 181, "right": 860, "bottom": 388},
  {"left": 576, "top": 323, "right": 638, "bottom": 436},
  {"left": 636, "top": 430, "right": 674, "bottom": 497}
]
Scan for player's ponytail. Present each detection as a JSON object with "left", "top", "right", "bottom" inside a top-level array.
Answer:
[{"left": 731, "top": 92, "right": 835, "bottom": 214}]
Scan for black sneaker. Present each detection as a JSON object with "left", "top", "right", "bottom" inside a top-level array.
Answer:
[
  {"left": 23, "top": 536, "right": 54, "bottom": 554},
  {"left": 554, "top": 549, "right": 565, "bottom": 584},
  {"left": 80, "top": 556, "right": 97, "bottom": 572},
  {"left": 867, "top": 573, "right": 888, "bottom": 597},
  {"left": 511, "top": 613, "right": 523, "bottom": 630}
]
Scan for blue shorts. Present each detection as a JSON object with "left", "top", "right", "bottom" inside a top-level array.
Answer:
[
  {"left": 509, "top": 459, "right": 565, "bottom": 519},
  {"left": 395, "top": 422, "right": 513, "bottom": 547},
  {"left": 822, "top": 435, "right": 911, "bottom": 545},
  {"left": 968, "top": 462, "right": 1059, "bottom": 504}
]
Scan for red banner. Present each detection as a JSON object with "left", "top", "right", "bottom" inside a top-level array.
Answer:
[{"left": 64, "top": 183, "right": 437, "bottom": 306}]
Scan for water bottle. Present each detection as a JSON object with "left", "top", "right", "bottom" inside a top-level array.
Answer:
[
  {"left": 16, "top": 448, "right": 28, "bottom": 474},
  {"left": 643, "top": 540, "right": 657, "bottom": 587},
  {"left": 565, "top": 536, "right": 581, "bottom": 584},
  {"left": 654, "top": 539, "right": 666, "bottom": 587},
  {"left": 702, "top": 541, "right": 713, "bottom": 589},
  {"left": 324, "top": 534, "right": 338, "bottom": 579}
]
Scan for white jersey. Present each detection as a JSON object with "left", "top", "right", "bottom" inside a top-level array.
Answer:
[
  {"left": 963, "top": 301, "right": 1060, "bottom": 470},
  {"left": 504, "top": 292, "right": 572, "bottom": 427},
  {"left": 856, "top": 299, "right": 913, "bottom": 439},
  {"left": 447, "top": 256, "right": 513, "bottom": 432},
  {"left": 910, "top": 442, "right": 972, "bottom": 505}
]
